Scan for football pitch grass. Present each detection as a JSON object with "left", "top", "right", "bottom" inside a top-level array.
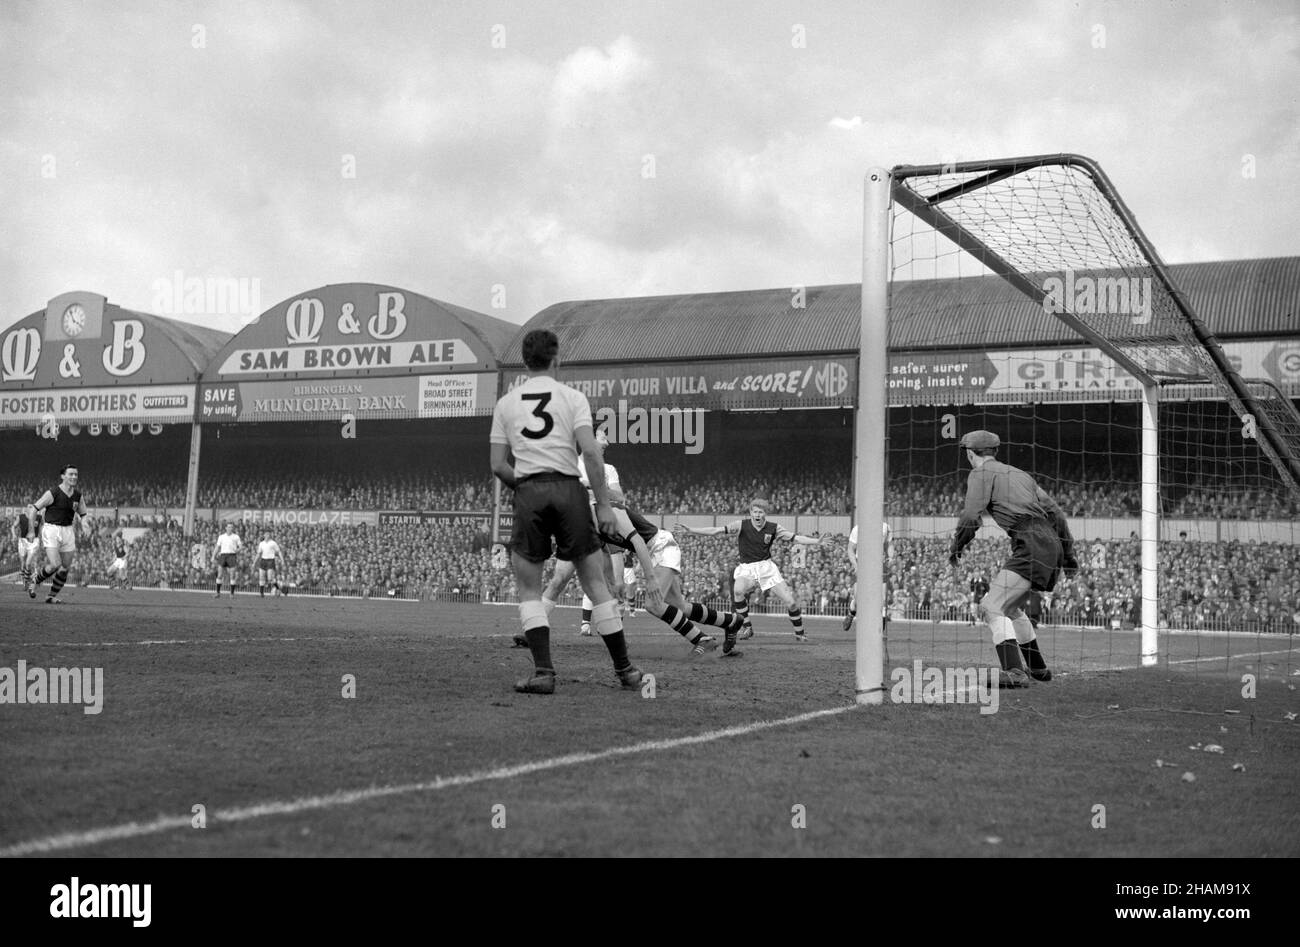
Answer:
[{"left": 1, "top": 587, "right": 1296, "bottom": 858}]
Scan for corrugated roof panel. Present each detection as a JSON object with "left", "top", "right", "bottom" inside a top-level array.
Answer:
[{"left": 506, "top": 257, "right": 1299, "bottom": 365}]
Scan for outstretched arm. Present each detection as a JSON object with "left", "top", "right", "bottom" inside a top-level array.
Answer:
[
  {"left": 674, "top": 520, "right": 740, "bottom": 537},
  {"left": 776, "top": 525, "right": 827, "bottom": 546}
]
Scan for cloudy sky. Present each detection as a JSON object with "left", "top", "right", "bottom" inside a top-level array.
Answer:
[{"left": 2, "top": 0, "right": 1297, "bottom": 335}]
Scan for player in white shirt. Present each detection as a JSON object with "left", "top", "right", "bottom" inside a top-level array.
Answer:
[
  {"left": 526, "top": 429, "right": 625, "bottom": 637},
  {"left": 255, "top": 533, "right": 285, "bottom": 598},
  {"left": 211, "top": 523, "right": 243, "bottom": 598},
  {"left": 490, "top": 329, "right": 653, "bottom": 695},
  {"left": 844, "top": 518, "right": 894, "bottom": 632}
]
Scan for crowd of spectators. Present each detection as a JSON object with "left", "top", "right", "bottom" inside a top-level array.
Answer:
[
  {"left": 4, "top": 456, "right": 1296, "bottom": 519},
  {"left": 12, "top": 515, "right": 1292, "bottom": 634}
]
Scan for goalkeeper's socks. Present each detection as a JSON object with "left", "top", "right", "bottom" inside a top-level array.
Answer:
[
  {"left": 1019, "top": 637, "right": 1048, "bottom": 671},
  {"left": 995, "top": 640, "right": 1027, "bottom": 671},
  {"left": 657, "top": 604, "right": 698, "bottom": 641},
  {"left": 524, "top": 626, "right": 554, "bottom": 672},
  {"left": 601, "top": 630, "right": 630, "bottom": 669},
  {"left": 581, "top": 606, "right": 592, "bottom": 625}
]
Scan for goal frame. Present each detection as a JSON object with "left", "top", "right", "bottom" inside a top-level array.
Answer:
[{"left": 854, "top": 155, "right": 1299, "bottom": 702}]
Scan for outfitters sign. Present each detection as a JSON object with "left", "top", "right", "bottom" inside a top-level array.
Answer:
[
  {"left": 209, "top": 284, "right": 497, "bottom": 381},
  {"left": 0, "top": 384, "right": 194, "bottom": 426},
  {"left": 506, "top": 357, "right": 857, "bottom": 410}
]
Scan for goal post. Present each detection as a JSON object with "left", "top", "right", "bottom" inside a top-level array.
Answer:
[
  {"left": 854, "top": 168, "right": 890, "bottom": 704},
  {"left": 856, "top": 154, "right": 1300, "bottom": 685}
]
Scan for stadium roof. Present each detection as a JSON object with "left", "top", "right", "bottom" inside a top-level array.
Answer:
[
  {"left": 509, "top": 257, "right": 1300, "bottom": 365},
  {"left": 122, "top": 310, "right": 233, "bottom": 376}
]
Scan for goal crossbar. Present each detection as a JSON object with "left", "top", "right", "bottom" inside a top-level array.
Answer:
[{"left": 890, "top": 153, "right": 1300, "bottom": 496}]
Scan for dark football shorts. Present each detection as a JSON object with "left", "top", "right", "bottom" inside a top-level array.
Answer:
[
  {"left": 218, "top": 553, "right": 238, "bottom": 568},
  {"left": 511, "top": 473, "right": 602, "bottom": 563},
  {"left": 258, "top": 558, "right": 276, "bottom": 571},
  {"left": 1005, "top": 518, "right": 1064, "bottom": 592}
]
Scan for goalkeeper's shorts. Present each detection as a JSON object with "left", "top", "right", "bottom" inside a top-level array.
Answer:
[{"left": 1006, "top": 518, "right": 1064, "bottom": 592}]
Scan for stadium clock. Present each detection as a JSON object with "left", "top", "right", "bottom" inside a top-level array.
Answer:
[{"left": 62, "top": 303, "right": 86, "bottom": 337}]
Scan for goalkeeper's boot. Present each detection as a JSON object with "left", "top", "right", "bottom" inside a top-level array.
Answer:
[
  {"left": 615, "top": 664, "right": 643, "bottom": 689},
  {"left": 690, "top": 635, "right": 718, "bottom": 656},
  {"left": 998, "top": 667, "right": 1032, "bottom": 689},
  {"left": 515, "top": 669, "right": 557, "bottom": 694},
  {"left": 1027, "top": 667, "right": 1053, "bottom": 682},
  {"left": 511, "top": 634, "right": 530, "bottom": 648},
  {"left": 721, "top": 631, "right": 742, "bottom": 658}
]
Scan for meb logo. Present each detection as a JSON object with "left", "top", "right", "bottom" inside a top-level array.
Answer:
[
  {"left": 285, "top": 297, "right": 325, "bottom": 344},
  {"left": 102, "top": 319, "right": 146, "bottom": 377},
  {"left": 814, "top": 361, "right": 849, "bottom": 398},
  {"left": 2, "top": 327, "right": 41, "bottom": 381}
]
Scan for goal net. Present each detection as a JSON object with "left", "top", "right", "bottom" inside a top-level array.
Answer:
[{"left": 854, "top": 155, "right": 1300, "bottom": 703}]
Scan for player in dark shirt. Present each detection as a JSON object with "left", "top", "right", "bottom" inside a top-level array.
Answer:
[
  {"left": 948, "top": 432, "right": 1078, "bottom": 687},
  {"left": 107, "top": 531, "right": 130, "bottom": 591},
  {"left": 28, "top": 464, "right": 92, "bottom": 604},
  {"left": 676, "top": 498, "right": 828, "bottom": 650},
  {"left": 12, "top": 510, "right": 44, "bottom": 594}
]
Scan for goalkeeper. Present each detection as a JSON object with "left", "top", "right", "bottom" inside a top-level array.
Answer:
[{"left": 948, "top": 432, "right": 1077, "bottom": 687}]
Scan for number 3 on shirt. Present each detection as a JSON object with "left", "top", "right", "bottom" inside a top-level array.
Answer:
[{"left": 521, "top": 393, "right": 554, "bottom": 439}]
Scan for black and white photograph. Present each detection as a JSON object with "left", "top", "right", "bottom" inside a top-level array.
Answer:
[{"left": 1, "top": 0, "right": 1296, "bottom": 910}]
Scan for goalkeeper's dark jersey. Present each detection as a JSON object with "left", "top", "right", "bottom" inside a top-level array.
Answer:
[
  {"left": 44, "top": 486, "right": 81, "bottom": 527},
  {"left": 957, "top": 461, "right": 1057, "bottom": 532}
]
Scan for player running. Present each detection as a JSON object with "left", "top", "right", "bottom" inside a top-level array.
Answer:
[
  {"left": 107, "top": 530, "right": 131, "bottom": 591},
  {"left": 843, "top": 518, "right": 894, "bottom": 633},
  {"left": 675, "top": 499, "right": 828, "bottom": 651},
  {"left": 212, "top": 523, "right": 243, "bottom": 597},
  {"left": 948, "top": 430, "right": 1078, "bottom": 688},
  {"left": 12, "top": 509, "right": 43, "bottom": 595},
  {"left": 490, "top": 329, "right": 647, "bottom": 695},
  {"left": 255, "top": 532, "right": 286, "bottom": 597},
  {"left": 27, "top": 464, "right": 92, "bottom": 604}
]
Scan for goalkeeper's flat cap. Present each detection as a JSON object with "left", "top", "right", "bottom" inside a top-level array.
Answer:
[{"left": 959, "top": 430, "right": 1000, "bottom": 449}]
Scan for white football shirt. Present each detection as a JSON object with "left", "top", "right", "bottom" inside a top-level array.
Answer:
[
  {"left": 491, "top": 375, "right": 594, "bottom": 478},
  {"left": 579, "top": 461, "right": 622, "bottom": 500},
  {"left": 257, "top": 539, "right": 281, "bottom": 560},
  {"left": 214, "top": 533, "right": 243, "bottom": 555}
]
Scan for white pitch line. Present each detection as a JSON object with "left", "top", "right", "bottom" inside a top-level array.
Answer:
[
  {"left": 0, "top": 704, "right": 858, "bottom": 857},
  {"left": 16, "top": 636, "right": 355, "bottom": 648}
]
